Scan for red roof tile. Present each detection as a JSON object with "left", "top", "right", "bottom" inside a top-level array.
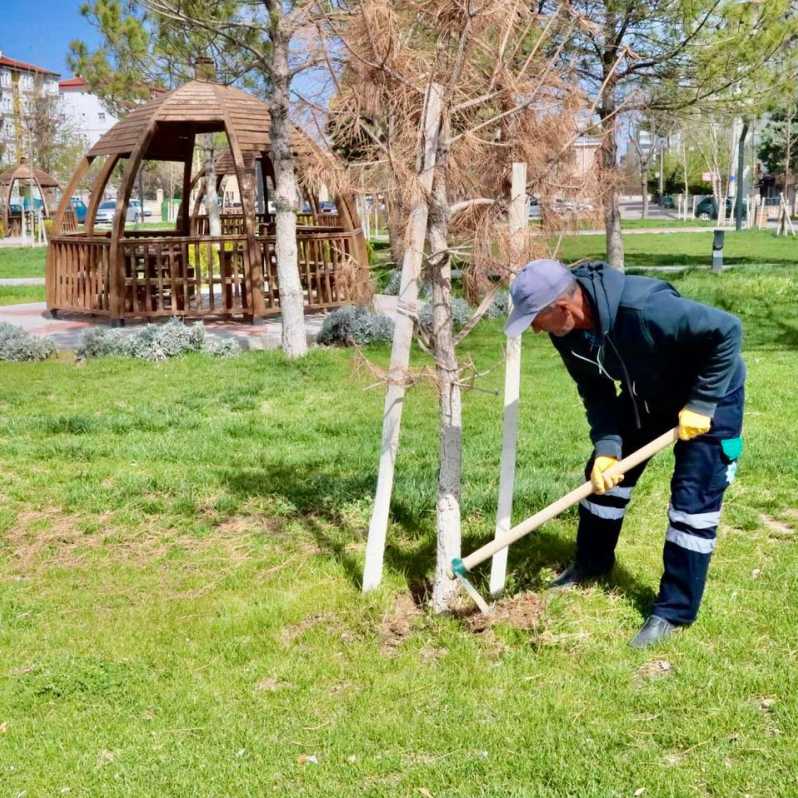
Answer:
[
  {"left": 59, "top": 76, "right": 88, "bottom": 90},
  {"left": 0, "top": 54, "right": 60, "bottom": 77}
]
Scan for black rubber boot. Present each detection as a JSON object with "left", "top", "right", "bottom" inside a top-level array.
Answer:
[
  {"left": 547, "top": 561, "right": 612, "bottom": 590},
  {"left": 629, "top": 615, "right": 678, "bottom": 649}
]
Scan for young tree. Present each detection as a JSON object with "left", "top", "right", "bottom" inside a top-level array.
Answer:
[
  {"left": 759, "top": 105, "right": 798, "bottom": 200},
  {"left": 335, "top": 0, "right": 586, "bottom": 609}
]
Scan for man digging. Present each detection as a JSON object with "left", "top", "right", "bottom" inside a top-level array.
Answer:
[{"left": 506, "top": 259, "right": 745, "bottom": 648}]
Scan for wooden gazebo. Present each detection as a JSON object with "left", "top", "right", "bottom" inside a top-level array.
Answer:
[
  {"left": 1, "top": 160, "right": 60, "bottom": 237},
  {"left": 46, "top": 78, "right": 368, "bottom": 323}
]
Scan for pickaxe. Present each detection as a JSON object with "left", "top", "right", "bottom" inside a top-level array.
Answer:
[{"left": 450, "top": 427, "right": 679, "bottom": 613}]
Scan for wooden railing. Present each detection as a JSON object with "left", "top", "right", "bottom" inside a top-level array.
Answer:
[
  {"left": 257, "top": 230, "right": 357, "bottom": 310},
  {"left": 119, "top": 236, "right": 250, "bottom": 317},
  {"left": 194, "top": 212, "right": 343, "bottom": 236},
  {"left": 47, "top": 228, "right": 361, "bottom": 319},
  {"left": 47, "top": 236, "right": 112, "bottom": 314}
]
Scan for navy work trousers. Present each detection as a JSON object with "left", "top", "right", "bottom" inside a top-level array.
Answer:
[{"left": 575, "top": 385, "right": 745, "bottom": 625}]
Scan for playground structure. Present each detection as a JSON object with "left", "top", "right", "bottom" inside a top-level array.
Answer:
[
  {"left": 46, "top": 78, "right": 368, "bottom": 323},
  {"left": 0, "top": 160, "right": 61, "bottom": 241}
]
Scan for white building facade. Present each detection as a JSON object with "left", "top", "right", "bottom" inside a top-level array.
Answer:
[
  {"left": 0, "top": 51, "right": 60, "bottom": 165},
  {"left": 58, "top": 76, "right": 117, "bottom": 147}
]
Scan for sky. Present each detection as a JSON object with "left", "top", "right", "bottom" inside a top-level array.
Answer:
[{"left": 0, "top": 0, "right": 102, "bottom": 77}]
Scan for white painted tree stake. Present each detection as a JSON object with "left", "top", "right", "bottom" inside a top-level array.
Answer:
[
  {"left": 489, "top": 162, "right": 527, "bottom": 596},
  {"left": 362, "top": 83, "right": 443, "bottom": 593}
]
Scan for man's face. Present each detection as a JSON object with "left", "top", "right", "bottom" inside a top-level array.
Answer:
[{"left": 531, "top": 301, "right": 575, "bottom": 337}]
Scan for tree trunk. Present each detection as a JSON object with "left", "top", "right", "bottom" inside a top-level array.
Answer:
[
  {"left": 600, "top": 89, "right": 623, "bottom": 269},
  {"left": 682, "top": 138, "right": 689, "bottom": 221},
  {"left": 785, "top": 111, "right": 793, "bottom": 206},
  {"left": 269, "top": 14, "right": 308, "bottom": 358},
  {"left": 206, "top": 138, "right": 221, "bottom": 238},
  {"left": 735, "top": 120, "right": 749, "bottom": 232},
  {"left": 386, "top": 191, "right": 407, "bottom": 268},
  {"left": 427, "top": 124, "right": 461, "bottom": 613},
  {"left": 640, "top": 171, "right": 648, "bottom": 219}
]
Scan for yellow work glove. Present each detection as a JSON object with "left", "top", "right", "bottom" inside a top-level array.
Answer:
[
  {"left": 678, "top": 407, "right": 711, "bottom": 441},
  {"left": 591, "top": 456, "right": 623, "bottom": 495}
]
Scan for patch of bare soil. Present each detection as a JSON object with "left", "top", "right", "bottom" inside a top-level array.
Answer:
[
  {"left": 2, "top": 507, "right": 291, "bottom": 577},
  {"left": 461, "top": 591, "right": 545, "bottom": 633},
  {"left": 280, "top": 612, "right": 338, "bottom": 646},
  {"left": 634, "top": 659, "right": 673, "bottom": 687},
  {"left": 379, "top": 591, "right": 423, "bottom": 655},
  {"left": 760, "top": 513, "right": 794, "bottom": 539}
]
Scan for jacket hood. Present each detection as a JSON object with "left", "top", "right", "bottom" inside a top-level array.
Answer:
[{"left": 571, "top": 261, "right": 624, "bottom": 338}]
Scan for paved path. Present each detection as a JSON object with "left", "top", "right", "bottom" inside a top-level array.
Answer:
[
  {"left": 0, "top": 239, "right": 46, "bottom": 248},
  {"left": 0, "top": 302, "right": 329, "bottom": 352},
  {"left": 0, "top": 277, "right": 45, "bottom": 286}
]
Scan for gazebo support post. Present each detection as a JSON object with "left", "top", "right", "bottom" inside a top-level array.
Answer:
[
  {"left": 178, "top": 157, "right": 193, "bottom": 236},
  {"left": 85, "top": 155, "right": 119, "bottom": 237},
  {"left": 225, "top": 121, "right": 266, "bottom": 322},
  {"left": 52, "top": 157, "right": 92, "bottom": 236},
  {"left": 338, "top": 192, "right": 369, "bottom": 268},
  {"left": 110, "top": 125, "right": 159, "bottom": 324}
]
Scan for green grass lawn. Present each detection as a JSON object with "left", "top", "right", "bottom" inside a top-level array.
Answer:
[
  {"left": 0, "top": 246, "right": 46, "bottom": 279},
  {"left": 620, "top": 218, "right": 715, "bottom": 230},
  {"left": 1, "top": 267, "right": 796, "bottom": 795},
  {"left": 0, "top": 285, "right": 45, "bottom": 306},
  {"left": 559, "top": 229, "right": 798, "bottom": 269}
]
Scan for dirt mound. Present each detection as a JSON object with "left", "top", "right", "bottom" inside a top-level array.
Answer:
[
  {"left": 379, "top": 591, "right": 423, "bottom": 655},
  {"left": 463, "top": 591, "right": 545, "bottom": 633}
]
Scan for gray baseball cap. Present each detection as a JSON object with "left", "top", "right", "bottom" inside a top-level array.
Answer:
[{"left": 504, "top": 259, "right": 576, "bottom": 336}]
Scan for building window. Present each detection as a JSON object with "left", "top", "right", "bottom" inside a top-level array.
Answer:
[{"left": 98, "top": 112, "right": 105, "bottom": 121}]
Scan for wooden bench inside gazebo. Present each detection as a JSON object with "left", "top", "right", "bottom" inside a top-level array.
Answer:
[{"left": 46, "top": 78, "right": 368, "bottom": 324}]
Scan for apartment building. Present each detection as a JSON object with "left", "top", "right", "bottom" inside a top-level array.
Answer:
[
  {"left": 0, "top": 51, "right": 60, "bottom": 164},
  {"left": 59, "top": 76, "right": 117, "bottom": 147}
]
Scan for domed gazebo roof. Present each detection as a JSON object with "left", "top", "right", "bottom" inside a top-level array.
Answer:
[
  {"left": 0, "top": 161, "right": 60, "bottom": 189},
  {"left": 88, "top": 79, "right": 277, "bottom": 162}
]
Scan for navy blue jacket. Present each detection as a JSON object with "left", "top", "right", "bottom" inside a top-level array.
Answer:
[{"left": 550, "top": 262, "right": 745, "bottom": 458}]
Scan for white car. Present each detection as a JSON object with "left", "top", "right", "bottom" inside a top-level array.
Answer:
[
  {"left": 94, "top": 200, "right": 145, "bottom": 225},
  {"left": 94, "top": 200, "right": 117, "bottom": 225}
]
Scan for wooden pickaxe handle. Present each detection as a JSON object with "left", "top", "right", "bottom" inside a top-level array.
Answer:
[{"left": 452, "top": 427, "right": 679, "bottom": 577}]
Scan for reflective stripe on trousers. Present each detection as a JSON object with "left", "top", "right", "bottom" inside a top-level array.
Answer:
[{"left": 575, "top": 385, "right": 744, "bottom": 625}]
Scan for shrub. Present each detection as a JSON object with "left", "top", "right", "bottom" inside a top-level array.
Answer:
[
  {"left": 317, "top": 305, "right": 395, "bottom": 346},
  {"left": 383, "top": 269, "right": 402, "bottom": 296},
  {"left": 77, "top": 327, "right": 129, "bottom": 358},
  {"left": 484, "top": 290, "right": 510, "bottom": 319},
  {"left": 418, "top": 297, "right": 473, "bottom": 332},
  {"left": 0, "top": 323, "right": 55, "bottom": 362},
  {"left": 382, "top": 270, "right": 433, "bottom": 300},
  {"left": 203, "top": 337, "right": 241, "bottom": 358},
  {"left": 77, "top": 318, "right": 240, "bottom": 361}
]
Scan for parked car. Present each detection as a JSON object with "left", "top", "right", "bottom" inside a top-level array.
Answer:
[
  {"left": 694, "top": 195, "right": 749, "bottom": 221},
  {"left": 70, "top": 197, "right": 87, "bottom": 223},
  {"left": 128, "top": 199, "right": 151, "bottom": 218},
  {"left": 95, "top": 199, "right": 145, "bottom": 224},
  {"left": 94, "top": 200, "right": 118, "bottom": 225},
  {"left": 22, "top": 197, "right": 45, "bottom": 212},
  {"left": 319, "top": 201, "right": 337, "bottom": 214}
]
